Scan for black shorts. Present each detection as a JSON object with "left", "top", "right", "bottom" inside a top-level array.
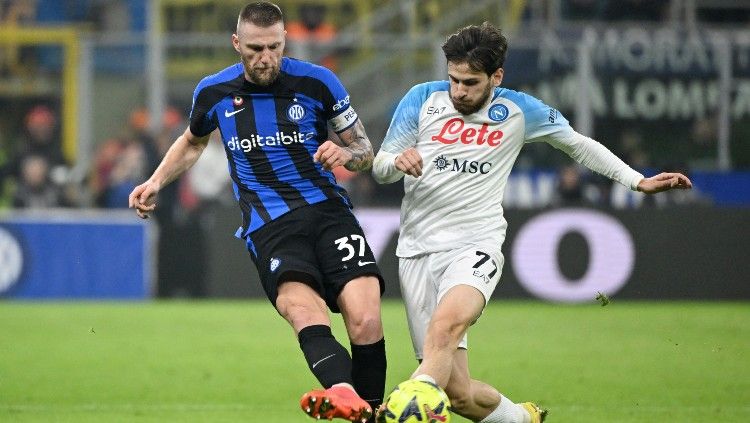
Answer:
[{"left": 244, "top": 199, "right": 384, "bottom": 313}]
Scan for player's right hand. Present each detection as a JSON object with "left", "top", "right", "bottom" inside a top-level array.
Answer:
[
  {"left": 637, "top": 172, "right": 692, "bottom": 194},
  {"left": 128, "top": 182, "right": 158, "bottom": 219},
  {"left": 395, "top": 148, "right": 423, "bottom": 177}
]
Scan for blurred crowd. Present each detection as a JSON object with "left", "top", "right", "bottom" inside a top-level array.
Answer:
[
  {"left": 0, "top": 105, "right": 68, "bottom": 209},
  {"left": 0, "top": 102, "right": 713, "bottom": 214},
  {"left": 0, "top": 103, "right": 227, "bottom": 211},
  {"left": 2, "top": 0, "right": 731, "bottom": 213}
]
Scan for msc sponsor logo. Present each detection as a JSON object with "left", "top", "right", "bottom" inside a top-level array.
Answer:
[
  {"left": 432, "top": 118, "right": 504, "bottom": 147},
  {"left": 332, "top": 95, "right": 350, "bottom": 111},
  {"left": 287, "top": 103, "right": 306, "bottom": 122},
  {"left": 433, "top": 154, "right": 492, "bottom": 174},
  {"left": 452, "top": 159, "right": 492, "bottom": 174},
  {"left": 488, "top": 104, "right": 509, "bottom": 122},
  {"left": 226, "top": 131, "right": 314, "bottom": 153},
  {"left": 433, "top": 155, "right": 450, "bottom": 171}
]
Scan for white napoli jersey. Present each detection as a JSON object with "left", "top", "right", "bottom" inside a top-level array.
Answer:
[{"left": 374, "top": 81, "right": 642, "bottom": 257}]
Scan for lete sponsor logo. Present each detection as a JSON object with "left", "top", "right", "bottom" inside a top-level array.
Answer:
[{"left": 431, "top": 118, "right": 504, "bottom": 147}]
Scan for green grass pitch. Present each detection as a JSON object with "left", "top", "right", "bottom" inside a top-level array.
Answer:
[{"left": 1, "top": 300, "right": 748, "bottom": 422}]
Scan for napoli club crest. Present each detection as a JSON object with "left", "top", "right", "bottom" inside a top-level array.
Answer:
[{"left": 488, "top": 104, "right": 509, "bottom": 122}]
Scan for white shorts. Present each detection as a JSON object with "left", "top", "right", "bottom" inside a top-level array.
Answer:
[{"left": 399, "top": 244, "right": 504, "bottom": 360}]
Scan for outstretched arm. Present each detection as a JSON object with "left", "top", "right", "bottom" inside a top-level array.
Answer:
[
  {"left": 546, "top": 131, "right": 644, "bottom": 190},
  {"left": 314, "top": 119, "right": 374, "bottom": 172},
  {"left": 546, "top": 130, "right": 692, "bottom": 194},
  {"left": 128, "top": 126, "right": 210, "bottom": 219}
]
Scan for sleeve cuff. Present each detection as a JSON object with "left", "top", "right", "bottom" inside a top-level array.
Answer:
[
  {"left": 372, "top": 150, "right": 404, "bottom": 184},
  {"left": 629, "top": 172, "right": 645, "bottom": 191}
]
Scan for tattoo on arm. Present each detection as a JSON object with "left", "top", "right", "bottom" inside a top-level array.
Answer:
[{"left": 338, "top": 120, "right": 374, "bottom": 171}]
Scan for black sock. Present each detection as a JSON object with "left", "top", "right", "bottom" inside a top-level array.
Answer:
[
  {"left": 351, "top": 338, "right": 387, "bottom": 413},
  {"left": 298, "top": 325, "right": 353, "bottom": 388}
]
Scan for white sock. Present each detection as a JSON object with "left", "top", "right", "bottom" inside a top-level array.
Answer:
[
  {"left": 413, "top": 374, "right": 437, "bottom": 385},
  {"left": 479, "top": 394, "right": 531, "bottom": 423}
]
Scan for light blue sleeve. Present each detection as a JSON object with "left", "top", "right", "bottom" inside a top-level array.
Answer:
[
  {"left": 381, "top": 82, "right": 446, "bottom": 153},
  {"left": 502, "top": 89, "right": 643, "bottom": 190},
  {"left": 501, "top": 89, "right": 574, "bottom": 142}
]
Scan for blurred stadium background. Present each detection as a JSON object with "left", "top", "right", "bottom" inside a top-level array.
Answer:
[{"left": 0, "top": 0, "right": 748, "bottom": 422}]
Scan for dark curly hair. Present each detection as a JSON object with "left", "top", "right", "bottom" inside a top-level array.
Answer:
[{"left": 442, "top": 22, "right": 508, "bottom": 75}]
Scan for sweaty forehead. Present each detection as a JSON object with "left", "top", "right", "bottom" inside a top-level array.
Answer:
[
  {"left": 236, "top": 21, "right": 285, "bottom": 45},
  {"left": 447, "top": 62, "right": 486, "bottom": 80}
]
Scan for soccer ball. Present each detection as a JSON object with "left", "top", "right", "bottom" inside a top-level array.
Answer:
[{"left": 376, "top": 379, "right": 451, "bottom": 423}]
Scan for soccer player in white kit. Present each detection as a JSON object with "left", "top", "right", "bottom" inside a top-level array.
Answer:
[{"left": 372, "top": 22, "right": 692, "bottom": 423}]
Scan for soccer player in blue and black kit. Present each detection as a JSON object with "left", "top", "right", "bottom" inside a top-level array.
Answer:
[{"left": 129, "top": 3, "right": 384, "bottom": 421}]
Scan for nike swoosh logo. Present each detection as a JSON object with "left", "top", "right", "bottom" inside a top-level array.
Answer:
[
  {"left": 224, "top": 108, "right": 245, "bottom": 118},
  {"left": 312, "top": 354, "right": 336, "bottom": 369},
  {"left": 358, "top": 261, "right": 375, "bottom": 266}
]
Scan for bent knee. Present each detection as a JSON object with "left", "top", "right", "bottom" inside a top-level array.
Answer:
[
  {"left": 346, "top": 313, "right": 383, "bottom": 344},
  {"left": 276, "top": 294, "right": 326, "bottom": 323},
  {"left": 428, "top": 316, "right": 471, "bottom": 343}
]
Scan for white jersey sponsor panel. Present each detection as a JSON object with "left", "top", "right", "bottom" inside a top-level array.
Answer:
[{"left": 378, "top": 82, "right": 565, "bottom": 257}]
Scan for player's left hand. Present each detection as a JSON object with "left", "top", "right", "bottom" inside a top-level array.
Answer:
[
  {"left": 314, "top": 140, "right": 353, "bottom": 170},
  {"left": 637, "top": 172, "right": 692, "bottom": 194}
]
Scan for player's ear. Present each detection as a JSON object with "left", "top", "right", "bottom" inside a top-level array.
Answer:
[
  {"left": 232, "top": 33, "right": 241, "bottom": 54},
  {"left": 491, "top": 67, "right": 504, "bottom": 87}
]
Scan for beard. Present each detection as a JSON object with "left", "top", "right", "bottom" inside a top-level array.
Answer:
[
  {"left": 451, "top": 83, "right": 493, "bottom": 115},
  {"left": 243, "top": 59, "right": 280, "bottom": 86}
]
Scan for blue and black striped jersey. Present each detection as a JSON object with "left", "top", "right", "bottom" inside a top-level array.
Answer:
[{"left": 189, "top": 57, "right": 359, "bottom": 237}]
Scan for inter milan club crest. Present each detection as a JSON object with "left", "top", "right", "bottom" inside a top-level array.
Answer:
[
  {"left": 233, "top": 96, "right": 244, "bottom": 106},
  {"left": 270, "top": 257, "right": 280, "bottom": 272},
  {"left": 287, "top": 103, "right": 305, "bottom": 122},
  {"left": 488, "top": 104, "right": 509, "bottom": 122}
]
